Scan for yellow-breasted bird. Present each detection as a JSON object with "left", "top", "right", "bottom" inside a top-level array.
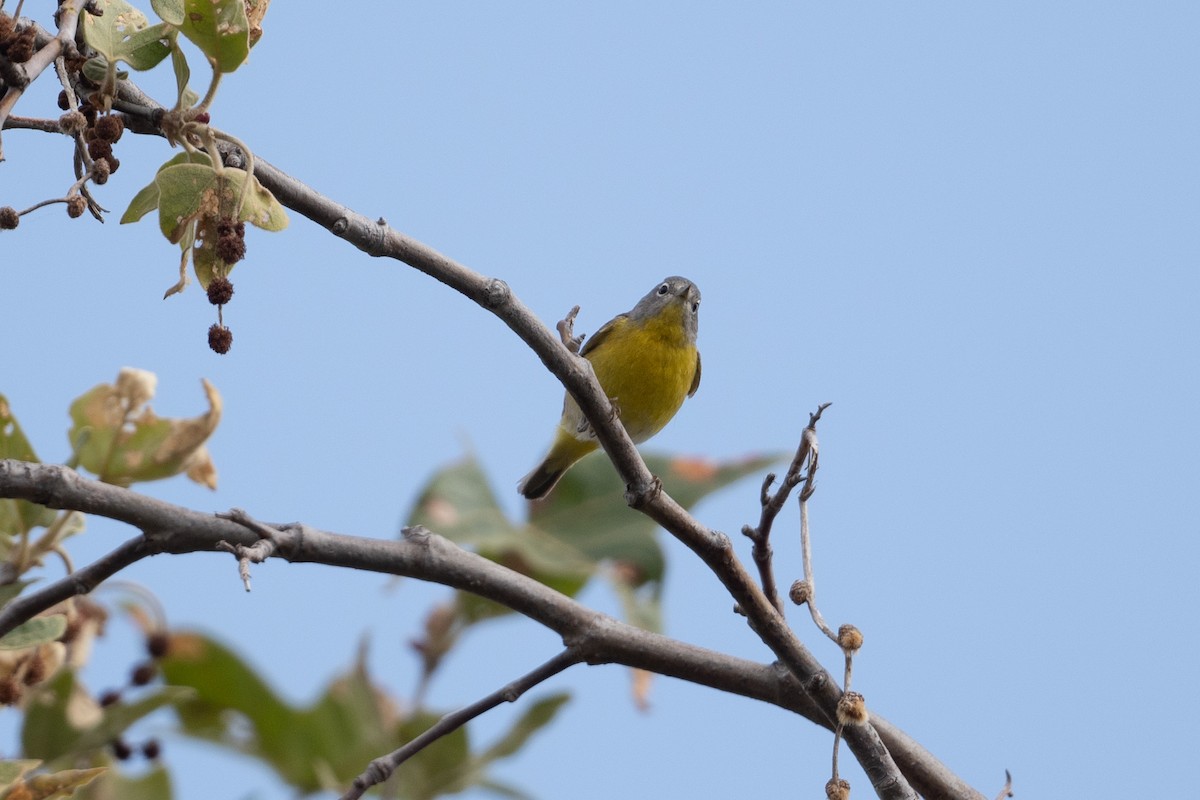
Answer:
[{"left": 518, "top": 276, "right": 702, "bottom": 500}]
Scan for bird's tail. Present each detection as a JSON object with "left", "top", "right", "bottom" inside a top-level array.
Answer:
[{"left": 518, "top": 432, "right": 596, "bottom": 500}]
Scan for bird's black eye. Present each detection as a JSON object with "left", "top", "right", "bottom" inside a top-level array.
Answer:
[
  {"left": 691, "top": 301, "right": 699, "bottom": 313},
  {"left": 657, "top": 283, "right": 670, "bottom": 296}
]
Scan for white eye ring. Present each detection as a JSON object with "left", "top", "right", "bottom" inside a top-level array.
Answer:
[
  {"left": 691, "top": 301, "right": 699, "bottom": 313},
  {"left": 657, "top": 283, "right": 670, "bottom": 296}
]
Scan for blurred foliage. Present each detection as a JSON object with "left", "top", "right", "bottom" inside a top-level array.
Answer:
[
  {"left": 67, "top": 368, "right": 220, "bottom": 490},
  {"left": 406, "top": 451, "right": 781, "bottom": 677},
  {"left": 2, "top": 369, "right": 223, "bottom": 798},
  {"left": 158, "top": 630, "right": 568, "bottom": 798}
]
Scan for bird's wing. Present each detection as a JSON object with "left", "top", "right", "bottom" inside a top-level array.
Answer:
[
  {"left": 689, "top": 350, "right": 702, "bottom": 397},
  {"left": 579, "top": 314, "right": 627, "bottom": 357}
]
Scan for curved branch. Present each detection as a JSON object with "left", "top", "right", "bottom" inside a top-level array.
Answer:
[{"left": 0, "top": 459, "right": 981, "bottom": 800}]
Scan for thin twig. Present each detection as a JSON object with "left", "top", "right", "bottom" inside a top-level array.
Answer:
[
  {"left": 0, "top": 536, "right": 151, "bottom": 635},
  {"left": 993, "top": 769, "right": 1013, "bottom": 800},
  {"left": 798, "top": 480, "right": 836, "bottom": 644},
  {"left": 215, "top": 508, "right": 282, "bottom": 591},
  {"left": 340, "top": 648, "right": 582, "bottom": 800},
  {"left": 742, "top": 403, "right": 830, "bottom": 612}
]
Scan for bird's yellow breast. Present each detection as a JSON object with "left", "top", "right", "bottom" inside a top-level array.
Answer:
[{"left": 581, "top": 304, "right": 698, "bottom": 443}]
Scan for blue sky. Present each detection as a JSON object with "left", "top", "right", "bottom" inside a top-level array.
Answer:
[{"left": 3, "top": 2, "right": 1198, "bottom": 798}]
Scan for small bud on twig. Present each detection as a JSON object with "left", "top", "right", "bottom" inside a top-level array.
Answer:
[
  {"left": 825, "top": 777, "right": 850, "bottom": 800},
  {"left": 836, "top": 691, "right": 868, "bottom": 726},
  {"left": 788, "top": 580, "right": 810, "bottom": 606},
  {"left": 836, "top": 624, "right": 863, "bottom": 654}
]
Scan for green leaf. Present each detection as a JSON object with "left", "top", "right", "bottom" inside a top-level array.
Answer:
[
  {"left": 78, "top": 764, "right": 172, "bottom": 800},
  {"left": 151, "top": 0, "right": 184, "bottom": 26},
  {"left": 121, "top": 152, "right": 214, "bottom": 225},
  {"left": 177, "top": 0, "right": 251, "bottom": 73},
  {"left": 119, "top": 181, "right": 162, "bottom": 225},
  {"left": 118, "top": 22, "right": 172, "bottom": 70},
  {"left": 407, "top": 451, "right": 779, "bottom": 637},
  {"left": 406, "top": 457, "right": 594, "bottom": 625},
  {"left": 161, "top": 631, "right": 403, "bottom": 792},
  {"left": 20, "top": 671, "right": 78, "bottom": 760},
  {"left": 408, "top": 457, "right": 521, "bottom": 544},
  {"left": 81, "top": 57, "right": 126, "bottom": 85},
  {"left": 394, "top": 711, "right": 471, "bottom": 800},
  {"left": 22, "top": 669, "right": 193, "bottom": 766},
  {"left": 154, "top": 163, "right": 217, "bottom": 243},
  {"left": 158, "top": 630, "right": 294, "bottom": 745},
  {"left": 239, "top": 172, "right": 289, "bottom": 231},
  {"left": 81, "top": 0, "right": 170, "bottom": 71},
  {"left": 530, "top": 451, "right": 783, "bottom": 584},
  {"left": 67, "top": 370, "right": 220, "bottom": 489},
  {"left": 169, "top": 41, "right": 191, "bottom": 108},
  {"left": 161, "top": 629, "right": 559, "bottom": 797},
  {"left": 0, "top": 396, "right": 57, "bottom": 537},
  {"left": 0, "top": 615, "right": 66, "bottom": 650},
  {"left": 0, "top": 579, "right": 33, "bottom": 610}
]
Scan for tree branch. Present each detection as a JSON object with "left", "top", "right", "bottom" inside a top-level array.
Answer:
[
  {"left": 0, "top": 7, "right": 80, "bottom": 159},
  {"left": 87, "top": 80, "right": 916, "bottom": 793},
  {"left": 0, "top": 459, "right": 983, "bottom": 800},
  {"left": 1, "top": 51, "right": 992, "bottom": 795},
  {"left": 341, "top": 648, "right": 582, "bottom": 800}
]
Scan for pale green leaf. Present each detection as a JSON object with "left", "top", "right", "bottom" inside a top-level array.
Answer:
[
  {"left": 0, "top": 614, "right": 67, "bottom": 650},
  {"left": 177, "top": 0, "right": 250, "bottom": 73}
]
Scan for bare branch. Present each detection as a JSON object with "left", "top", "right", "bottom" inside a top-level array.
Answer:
[
  {"left": 740, "top": 404, "right": 830, "bottom": 612},
  {"left": 341, "top": 649, "right": 582, "bottom": 800},
  {"left": 0, "top": 459, "right": 983, "bottom": 800}
]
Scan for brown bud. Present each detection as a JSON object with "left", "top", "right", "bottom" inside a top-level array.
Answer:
[
  {"left": 86, "top": 137, "right": 112, "bottom": 161},
  {"left": 91, "top": 157, "right": 111, "bottom": 185},
  {"left": 788, "top": 580, "right": 810, "bottom": 606},
  {"left": 66, "top": 195, "right": 87, "bottom": 219},
  {"left": 208, "top": 323, "right": 233, "bottom": 354},
  {"left": 837, "top": 624, "right": 864, "bottom": 653},
  {"left": 825, "top": 777, "right": 851, "bottom": 800},
  {"left": 6, "top": 29, "right": 35, "bottom": 63},
  {"left": 130, "top": 661, "right": 157, "bottom": 686},
  {"left": 142, "top": 738, "right": 161, "bottom": 760},
  {"left": 836, "top": 691, "right": 868, "bottom": 726},
  {"left": 58, "top": 110, "right": 87, "bottom": 135},
  {"left": 112, "top": 738, "right": 133, "bottom": 760},
  {"left": 146, "top": 631, "right": 170, "bottom": 659},
  {"left": 93, "top": 114, "right": 124, "bottom": 143},
  {"left": 0, "top": 206, "right": 19, "bottom": 230},
  {"left": 207, "top": 276, "right": 234, "bottom": 305}
]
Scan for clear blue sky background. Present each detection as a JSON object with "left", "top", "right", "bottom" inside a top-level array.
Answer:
[{"left": 4, "top": 2, "right": 1198, "bottom": 798}]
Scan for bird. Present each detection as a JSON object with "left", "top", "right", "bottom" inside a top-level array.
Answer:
[{"left": 518, "top": 276, "right": 701, "bottom": 500}]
